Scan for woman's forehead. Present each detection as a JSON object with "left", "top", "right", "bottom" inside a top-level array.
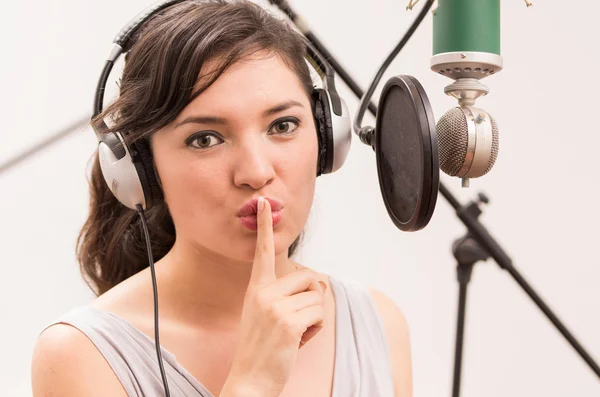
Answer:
[
  {"left": 198, "top": 52, "right": 305, "bottom": 93},
  {"left": 180, "top": 53, "right": 311, "bottom": 119}
]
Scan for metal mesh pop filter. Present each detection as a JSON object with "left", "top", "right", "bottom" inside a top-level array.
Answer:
[{"left": 375, "top": 75, "right": 439, "bottom": 232}]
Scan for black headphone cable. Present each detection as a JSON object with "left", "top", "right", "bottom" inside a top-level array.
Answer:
[{"left": 136, "top": 204, "right": 171, "bottom": 397}]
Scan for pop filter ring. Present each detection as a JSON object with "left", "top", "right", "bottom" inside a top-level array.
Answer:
[{"left": 375, "top": 75, "right": 439, "bottom": 232}]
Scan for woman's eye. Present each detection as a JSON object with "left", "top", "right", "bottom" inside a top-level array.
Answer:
[
  {"left": 269, "top": 118, "right": 300, "bottom": 135},
  {"left": 186, "top": 133, "right": 224, "bottom": 150}
]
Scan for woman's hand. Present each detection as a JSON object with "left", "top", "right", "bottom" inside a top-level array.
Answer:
[{"left": 221, "top": 197, "right": 326, "bottom": 397}]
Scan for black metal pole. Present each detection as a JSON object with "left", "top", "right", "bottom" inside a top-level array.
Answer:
[
  {"left": 451, "top": 225, "right": 492, "bottom": 397},
  {"left": 453, "top": 277, "right": 468, "bottom": 397}
]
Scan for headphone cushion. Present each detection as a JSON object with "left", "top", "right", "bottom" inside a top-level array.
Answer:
[
  {"left": 312, "top": 89, "right": 333, "bottom": 176},
  {"left": 132, "top": 139, "right": 163, "bottom": 208}
]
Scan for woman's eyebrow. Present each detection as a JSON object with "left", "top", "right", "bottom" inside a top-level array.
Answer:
[
  {"left": 176, "top": 115, "right": 227, "bottom": 128},
  {"left": 176, "top": 100, "right": 305, "bottom": 128},
  {"left": 262, "top": 100, "right": 305, "bottom": 117}
]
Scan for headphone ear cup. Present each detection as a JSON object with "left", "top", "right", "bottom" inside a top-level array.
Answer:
[
  {"left": 97, "top": 132, "right": 163, "bottom": 211},
  {"left": 97, "top": 132, "right": 149, "bottom": 210},
  {"left": 312, "top": 88, "right": 352, "bottom": 175},
  {"left": 312, "top": 88, "right": 334, "bottom": 176},
  {"left": 131, "top": 139, "right": 163, "bottom": 209}
]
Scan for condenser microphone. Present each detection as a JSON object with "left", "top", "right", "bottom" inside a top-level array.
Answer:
[{"left": 430, "top": 0, "right": 502, "bottom": 187}]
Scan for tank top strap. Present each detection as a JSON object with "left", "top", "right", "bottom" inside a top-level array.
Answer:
[{"left": 329, "top": 276, "right": 395, "bottom": 397}]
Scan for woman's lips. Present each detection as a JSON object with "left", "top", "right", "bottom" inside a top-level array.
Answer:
[
  {"left": 237, "top": 197, "right": 283, "bottom": 231},
  {"left": 239, "top": 210, "right": 282, "bottom": 231}
]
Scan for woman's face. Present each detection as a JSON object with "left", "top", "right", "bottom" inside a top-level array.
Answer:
[{"left": 152, "top": 52, "right": 318, "bottom": 261}]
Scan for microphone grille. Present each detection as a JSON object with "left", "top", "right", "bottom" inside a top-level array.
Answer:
[
  {"left": 436, "top": 108, "right": 500, "bottom": 177},
  {"left": 486, "top": 113, "right": 500, "bottom": 175},
  {"left": 437, "top": 108, "right": 469, "bottom": 176}
]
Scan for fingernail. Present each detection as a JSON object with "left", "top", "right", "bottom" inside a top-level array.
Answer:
[
  {"left": 318, "top": 281, "right": 327, "bottom": 292},
  {"left": 257, "top": 196, "right": 265, "bottom": 214}
]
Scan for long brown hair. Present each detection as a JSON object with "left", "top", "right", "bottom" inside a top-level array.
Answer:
[{"left": 78, "top": 0, "right": 314, "bottom": 296}]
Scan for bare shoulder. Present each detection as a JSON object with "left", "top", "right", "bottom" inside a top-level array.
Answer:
[
  {"left": 368, "top": 287, "right": 413, "bottom": 397},
  {"left": 31, "top": 322, "right": 127, "bottom": 397}
]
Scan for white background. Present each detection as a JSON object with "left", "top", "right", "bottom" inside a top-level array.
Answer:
[{"left": 1, "top": 0, "right": 599, "bottom": 396}]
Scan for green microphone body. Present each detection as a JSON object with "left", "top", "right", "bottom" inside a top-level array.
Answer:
[{"left": 431, "top": 0, "right": 503, "bottom": 82}]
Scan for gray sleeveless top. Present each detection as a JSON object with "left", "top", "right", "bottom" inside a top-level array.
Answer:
[{"left": 48, "top": 276, "right": 394, "bottom": 396}]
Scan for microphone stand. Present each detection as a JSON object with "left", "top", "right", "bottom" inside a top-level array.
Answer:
[{"left": 268, "top": 0, "right": 600, "bottom": 394}]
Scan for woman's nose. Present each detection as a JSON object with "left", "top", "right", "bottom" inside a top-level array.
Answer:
[{"left": 232, "top": 140, "right": 276, "bottom": 190}]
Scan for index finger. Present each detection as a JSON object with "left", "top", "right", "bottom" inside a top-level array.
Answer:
[{"left": 249, "top": 196, "right": 276, "bottom": 285}]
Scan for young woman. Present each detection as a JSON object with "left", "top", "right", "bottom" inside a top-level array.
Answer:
[{"left": 31, "top": 1, "right": 412, "bottom": 396}]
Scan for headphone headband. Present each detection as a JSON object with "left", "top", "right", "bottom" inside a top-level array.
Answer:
[
  {"left": 92, "top": 0, "right": 343, "bottom": 158},
  {"left": 114, "top": 0, "right": 183, "bottom": 51}
]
